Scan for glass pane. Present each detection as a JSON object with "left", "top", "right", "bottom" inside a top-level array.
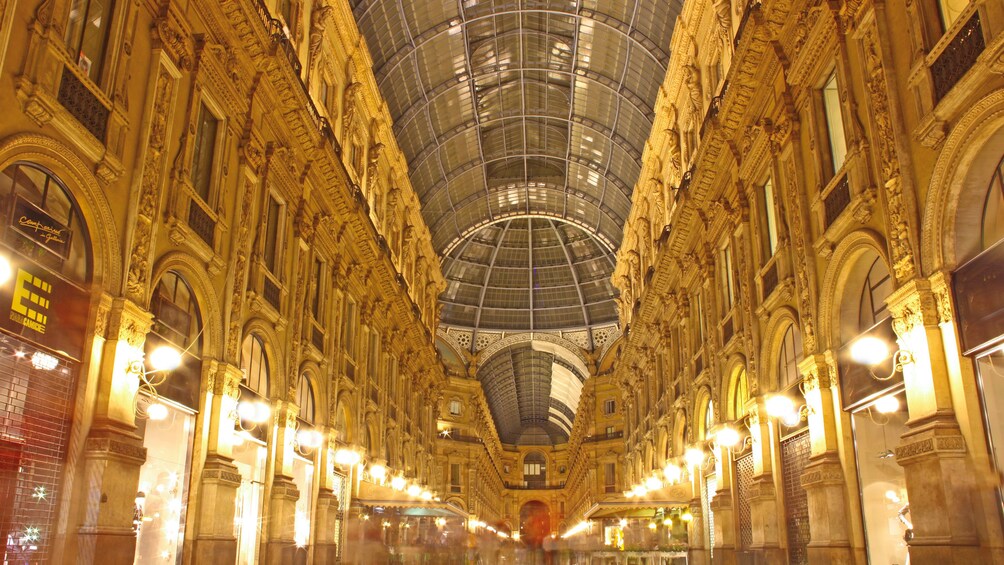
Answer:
[
  {"left": 68, "top": 0, "right": 113, "bottom": 81},
  {"left": 939, "top": 0, "right": 970, "bottom": 30},
  {"left": 976, "top": 348, "right": 1004, "bottom": 511},
  {"left": 134, "top": 404, "right": 194, "bottom": 564},
  {"left": 763, "top": 179, "right": 778, "bottom": 258},
  {"left": 983, "top": 160, "right": 1004, "bottom": 250},
  {"left": 852, "top": 393, "right": 910, "bottom": 564},
  {"left": 191, "top": 105, "right": 218, "bottom": 203},
  {"left": 263, "top": 197, "right": 282, "bottom": 273},
  {"left": 233, "top": 442, "right": 266, "bottom": 565},
  {"left": 291, "top": 458, "right": 313, "bottom": 551},
  {"left": 823, "top": 74, "right": 847, "bottom": 175}
]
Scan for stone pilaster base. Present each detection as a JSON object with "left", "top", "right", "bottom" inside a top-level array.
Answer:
[
  {"left": 801, "top": 453, "right": 855, "bottom": 564},
  {"left": 263, "top": 475, "right": 301, "bottom": 565},
  {"left": 75, "top": 426, "right": 147, "bottom": 564},
  {"left": 687, "top": 547, "right": 709, "bottom": 565},
  {"left": 192, "top": 454, "right": 241, "bottom": 563},
  {"left": 747, "top": 476, "right": 783, "bottom": 565},
  {"left": 313, "top": 542, "right": 339, "bottom": 564},
  {"left": 896, "top": 417, "right": 981, "bottom": 563}
]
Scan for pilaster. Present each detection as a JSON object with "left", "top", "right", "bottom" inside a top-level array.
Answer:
[
  {"left": 687, "top": 497, "right": 711, "bottom": 565},
  {"left": 747, "top": 399, "right": 783, "bottom": 563},
  {"left": 888, "top": 279, "right": 982, "bottom": 563},
  {"left": 264, "top": 402, "right": 301, "bottom": 565}
]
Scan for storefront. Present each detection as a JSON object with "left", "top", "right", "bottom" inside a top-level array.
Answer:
[
  {"left": 838, "top": 253, "right": 911, "bottom": 564},
  {"left": 234, "top": 333, "right": 273, "bottom": 564},
  {"left": 0, "top": 162, "right": 93, "bottom": 562},
  {"left": 133, "top": 271, "right": 203, "bottom": 563}
]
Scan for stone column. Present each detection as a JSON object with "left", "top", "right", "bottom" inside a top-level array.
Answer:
[
  {"left": 313, "top": 428, "right": 341, "bottom": 563},
  {"left": 74, "top": 297, "right": 153, "bottom": 564},
  {"left": 687, "top": 495, "right": 710, "bottom": 565},
  {"left": 798, "top": 353, "right": 858, "bottom": 563},
  {"left": 747, "top": 400, "right": 784, "bottom": 564},
  {"left": 710, "top": 443, "right": 737, "bottom": 565},
  {"left": 888, "top": 280, "right": 981, "bottom": 564},
  {"left": 263, "top": 401, "right": 302, "bottom": 565},
  {"left": 192, "top": 362, "right": 244, "bottom": 562}
]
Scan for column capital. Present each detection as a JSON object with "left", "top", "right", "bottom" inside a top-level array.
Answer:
[{"left": 886, "top": 278, "right": 939, "bottom": 338}]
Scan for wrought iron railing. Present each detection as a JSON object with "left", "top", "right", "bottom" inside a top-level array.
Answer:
[
  {"left": 505, "top": 480, "right": 565, "bottom": 490},
  {"left": 58, "top": 66, "right": 109, "bottom": 141},
  {"left": 187, "top": 200, "right": 216, "bottom": 246},
  {"left": 734, "top": 0, "right": 762, "bottom": 49},
  {"left": 584, "top": 430, "right": 624, "bottom": 443},
  {"left": 700, "top": 81, "right": 729, "bottom": 138},
  {"left": 823, "top": 173, "right": 851, "bottom": 228},
  {"left": 262, "top": 276, "right": 281, "bottom": 310},
  {"left": 311, "top": 324, "right": 325, "bottom": 351},
  {"left": 931, "top": 12, "right": 985, "bottom": 102},
  {"left": 761, "top": 260, "right": 779, "bottom": 300}
]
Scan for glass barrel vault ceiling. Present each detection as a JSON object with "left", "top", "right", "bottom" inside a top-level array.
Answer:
[{"left": 350, "top": 0, "right": 679, "bottom": 443}]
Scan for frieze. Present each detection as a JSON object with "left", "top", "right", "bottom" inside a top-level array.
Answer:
[{"left": 85, "top": 436, "right": 147, "bottom": 463}]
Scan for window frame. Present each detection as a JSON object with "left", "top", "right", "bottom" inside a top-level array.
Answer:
[
  {"left": 262, "top": 192, "right": 286, "bottom": 277},
  {"left": 190, "top": 100, "right": 223, "bottom": 205},
  {"left": 241, "top": 334, "right": 270, "bottom": 399},
  {"left": 64, "top": 0, "right": 118, "bottom": 84},
  {"left": 760, "top": 177, "right": 779, "bottom": 261},
  {"left": 821, "top": 71, "right": 848, "bottom": 178}
]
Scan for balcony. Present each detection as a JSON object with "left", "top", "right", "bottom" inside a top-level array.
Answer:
[
  {"left": 584, "top": 430, "right": 624, "bottom": 443},
  {"left": 931, "top": 12, "right": 985, "bottom": 102},
  {"left": 505, "top": 480, "right": 565, "bottom": 490}
]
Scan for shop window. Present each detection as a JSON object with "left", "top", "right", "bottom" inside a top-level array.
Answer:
[
  {"left": 778, "top": 324, "right": 805, "bottom": 389},
  {"left": 729, "top": 368, "right": 750, "bottom": 420},
  {"left": 148, "top": 272, "right": 202, "bottom": 409},
  {"left": 190, "top": 103, "right": 219, "bottom": 204},
  {"left": 263, "top": 194, "right": 285, "bottom": 276},
  {"left": 448, "top": 399, "right": 461, "bottom": 416},
  {"left": 982, "top": 154, "right": 1004, "bottom": 249},
  {"left": 822, "top": 72, "right": 847, "bottom": 176},
  {"left": 297, "top": 373, "right": 315, "bottom": 424},
  {"left": 760, "top": 178, "right": 779, "bottom": 261},
  {"left": 241, "top": 334, "right": 269, "bottom": 398},
  {"left": 0, "top": 163, "right": 90, "bottom": 283},
  {"left": 858, "top": 258, "right": 893, "bottom": 331},
  {"left": 64, "top": 0, "right": 115, "bottom": 81}
]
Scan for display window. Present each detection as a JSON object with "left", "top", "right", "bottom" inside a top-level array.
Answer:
[
  {"left": 233, "top": 438, "right": 267, "bottom": 565},
  {"left": 134, "top": 397, "right": 196, "bottom": 563},
  {"left": 292, "top": 455, "right": 314, "bottom": 549}
]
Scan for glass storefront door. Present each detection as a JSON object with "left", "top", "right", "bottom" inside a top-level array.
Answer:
[
  {"left": 291, "top": 455, "right": 314, "bottom": 551},
  {"left": 851, "top": 390, "right": 910, "bottom": 565},
  {"left": 134, "top": 398, "right": 196, "bottom": 564},
  {"left": 233, "top": 438, "right": 266, "bottom": 565}
]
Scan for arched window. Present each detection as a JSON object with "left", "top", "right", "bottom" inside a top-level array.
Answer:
[
  {"left": 241, "top": 334, "right": 269, "bottom": 398},
  {"left": 0, "top": 162, "right": 90, "bottom": 283},
  {"left": 777, "top": 325, "right": 804, "bottom": 389},
  {"left": 700, "top": 397, "right": 714, "bottom": 440},
  {"left": 334, "top": 399, "right": 348, "bottom": 442},
  {"left": 523, "top": 451, "right": 547, "bottom": 487},
  {"left": 729, "top": 368, "right": 750, "bottom": 420},
  {"left": 858, "top": 257, "right": 893, "bottom": 332},
  {"left": 982, "top": 154, "right": 1004, "bottom": 249},
  {"left": 297, "top": 373, "right": 315, "bottom": 424},
  {"left": 148, "top": 272, "right": 203, "bottom": 408}
]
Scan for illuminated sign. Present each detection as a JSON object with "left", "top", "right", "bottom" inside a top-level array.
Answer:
[
  {"left": 0, "top": 252, "right": 88, "bottom": 360},
  {"left": 11, "top": 196, "right": 72, "bottom": 258}
]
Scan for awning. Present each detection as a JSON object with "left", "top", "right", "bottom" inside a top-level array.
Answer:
[
  {"left": 356, "top": 480, "right": 468, "bottom": 518},
  {"left": 583, "top": 483, "right": 693, "bottom": 520}
]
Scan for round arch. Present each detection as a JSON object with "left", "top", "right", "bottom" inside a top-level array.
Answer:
[
  {"left": 0, "top": 134, "right": 121, "bottom": 291},
  {"left": 723, "top": 358, "right": 751, "bottom": 421},
  {"left": 816, "top": 229, "right": 892, "bottom": 350},
  {"left": 694, "top": 386, "right": 714, "bottom": 441},
  {"left": 241, "top": 318, "right": 286, "bottom": 399},
  {"left": 150, "top": 252, "right": 225, "bottom": 359},
  {"left": 672, "top": 409, "right": 688, "bottom": 456},
  {"left": 333, "top": 392, "right": 354, "bottom": 443},
  {"left": 759, "top": 306, "right": 803, "bottom": 392},
  {"left": 923, "top": 88, "right": 1004, "bottom": 270}
]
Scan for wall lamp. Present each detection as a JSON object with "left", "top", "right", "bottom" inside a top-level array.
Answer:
[
  {"left": 850, "top": 336, "right": 914, "bottom": 381},
  {"left": 765, "top": 391, "right": 813, "bottom": 427},
  {"left": 131, "top": 345, "right": 182, "bottom": 421},
  {"left": 711, "top": 424, "right": 752, "bottom": 453}
]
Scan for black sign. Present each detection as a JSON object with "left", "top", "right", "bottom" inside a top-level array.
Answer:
[
  {"left": 839, "top": 317, "right": 904, "bottom": 411},
  {"left": 10, "top": 196, "right": 72, "bottom": 259},
  {"left": 0, "top": 251, "right": 89, "bottom": 360},
  {"left": 954, "top": 239, "right": 1004, "bottom": 355}
]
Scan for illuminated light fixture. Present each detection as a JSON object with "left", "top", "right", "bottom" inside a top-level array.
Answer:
[
  {"left": 715, "top": 426, "right": 741, "bottom": 448},
  {"left": 624, "top": 490, "right": 635, "bottom": 499},
  {"left": 434, "top": 517, "right": 447, "bottom": 527},
  {"left": 663, "top": 518, "right": 672, "bottom": 527},
  {"left": 850, "top": 336, "right": 915, "bottom": 381},
  {"left": 146, "top": 402, "right": 169, "bottom": 421},
  {"left": 765, "top": 395, "right": 795, "bottom": 419},
  {"left": 333, "top": 448, "right": 361, "bottom": 467},
  {"left": 648, "top": 522, "right": 657, "bottom": 530},
  {"left": 684, "top": 447, "right": 705, "bottom": 468},
  {"left": 13, "top": 350, "right": 25, "bottom": 358},
  {"left": 618, "top": 519, "right": 628, "bottom": 528},
  {"left": 296, "top": 428, "right": 323, "bottom": 449},
  {"left": 681, "top": 512, "right": 693, "bottom": 522},
  {"left": 391, "top": 475, "right": 407, "bottom": 491},
  {"left": 148, "top": 345, "right": 182, "bottom": 372},
  {"left": 663, "top": 463, "right": 682, "bottom": 483},
  {"left": 407, "top": 484, "right": 422, "bottom": 497},
  {"left": 512, "top": 532, "right": 520, "bottom": 541},
  {"left": 420, "top": 490, "right": 433, "bottom": 501},
  {"left": 238, "top": 400, "right": 271, "bottom": 424},
  {"left": 561, "top": 521, "right": 590, "bottom": 539},
  {"left": 645, "top": 476, "right": 663, "bottom": 491},
  {"left": 873, "top": 394, "right": 900, "bottom": 414},
  {"left": 632, "top": 485, "right": 648, "bottom": 497},
  {"left": 31, "top": 351, "right": 58, "bottom": 371},
  {"left": 0, "top": 255, "right": 12, "bottom": 285},
  {"left": 369, "top": 464, "right": 387, "bottom": 481},
  {"left": 850, "top": 336, "right": 890, "bottom": 366}
]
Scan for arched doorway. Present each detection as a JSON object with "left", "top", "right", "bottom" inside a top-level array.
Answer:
[{"left": 519, "top": 500, "right": 551, "bottom": 548}]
